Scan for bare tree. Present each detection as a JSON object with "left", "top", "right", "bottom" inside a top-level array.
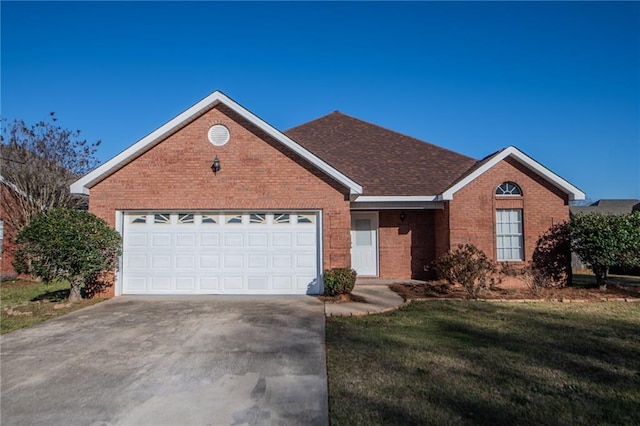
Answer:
[{"left": 0, "top": 113, "right": 100, "bottom": 232}]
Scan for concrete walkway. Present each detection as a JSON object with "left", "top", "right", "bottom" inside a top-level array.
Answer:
[{"left": 324, "top": 285, "right": 406, "bottom": 317}]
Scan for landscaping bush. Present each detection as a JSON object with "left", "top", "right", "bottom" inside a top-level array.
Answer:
[
  {"left": 14, "top": 208, "right": 122, "bottom": 301},
  {"left": 435, "top": 244, "right": 495, "bottom": 299},
  {"left": 323, "top": 268, "right": 357, "bottom": 296},
  {"left": 500, "top": 262, "right": 551, "bottom": 297},
  {"left": 532, "top": 221, "right": 571, "bottom": 286},
  {"left": 571, "top": 211, "right": 640, "bottom": 289}
]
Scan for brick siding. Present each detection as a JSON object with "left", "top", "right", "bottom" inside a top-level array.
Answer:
[
  {"left": 377, "top": 210, "right": 435, "bottom": 280},
  {"left": 89, "top": 105, "right": 352, "bottom": 296},
  {"left": 0, "top": 184, "right": 19, "bottom": 280},
  {"left": 446, "top": 157, "right": 570, "bottom": 263}
]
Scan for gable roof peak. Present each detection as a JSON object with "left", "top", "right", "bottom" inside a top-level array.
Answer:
[
  {"left": 442, "top": 145, "right": 585, "bottom": 201},
  {"left": 70, "top": 92, "right": 363, "bottom": 196}
]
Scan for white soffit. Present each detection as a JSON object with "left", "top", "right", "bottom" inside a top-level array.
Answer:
[
  {"left": 70, "top": 91, "right": 363, "bottom": 195},
  {"left": 440, "top": 146, "right": 586, "bottom": 201}
]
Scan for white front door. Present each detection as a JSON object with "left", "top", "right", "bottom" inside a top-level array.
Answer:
[{"left": 350, "top": 212, "right": 378, "bottom": 276}]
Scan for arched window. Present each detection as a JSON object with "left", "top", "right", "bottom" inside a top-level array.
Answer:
[{"left": 496, "top": 182, "right": 522, "bottom": 196}]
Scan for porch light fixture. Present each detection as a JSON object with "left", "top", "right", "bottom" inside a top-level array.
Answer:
[
  {"left": 400, "top": 212, "right": 406, "bottom": 222},
  {"left": 211, "top": 155, "right": 221, "bottom": 174}
]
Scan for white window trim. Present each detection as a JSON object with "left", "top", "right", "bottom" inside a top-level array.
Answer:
[{"left": 496, "top": 208, "right": 524, "bottom": 262}]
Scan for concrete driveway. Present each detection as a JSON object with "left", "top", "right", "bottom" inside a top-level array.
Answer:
[{"left": 0, "top": 296, "right": 327, "bottom": 425}]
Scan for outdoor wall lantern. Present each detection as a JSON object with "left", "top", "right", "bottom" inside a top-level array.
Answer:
[
  {"left": 211, "top": 155, "right": 221, "bottom": 174},
  {"left": 400, "top": 212, "right": 406, "bottom": 222}
]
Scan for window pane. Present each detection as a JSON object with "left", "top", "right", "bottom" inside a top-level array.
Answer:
[
  {"left": 226, "top": 215, "right": 242, "bottom": 224},
  {"left": 496, "top": 208, "right": 523, "bottom": 261},
  {"left": 274, "top": 213, "right": 290, "bottom": 224},
  {"left": 154, "top": 214, "right": 170, "bottom": 224},
  {"left": 355, "top": 219, "right": 372, "bottom": 246},
  {"left": 202, "top": 215, "right": 217, "bottom": 224},
  {"left": 178, "top": 214, "right": 194, "bottom": 224}
]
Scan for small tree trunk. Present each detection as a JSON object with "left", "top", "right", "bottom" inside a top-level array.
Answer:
[
  {"left": 594, "top": 267, "right": 607, "bottom": 291},
  {"left": 69, "top": 278, "right": 83, "bottom": 301}
]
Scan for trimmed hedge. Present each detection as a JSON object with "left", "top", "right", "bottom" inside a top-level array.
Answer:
[{"left": 323, "top": 268, "right": 357, "bottom": 296}]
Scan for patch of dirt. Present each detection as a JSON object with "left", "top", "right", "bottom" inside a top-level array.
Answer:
[
  {"left": 390, "top": 280, "right": 640, "bottom": 301},
  {"left": 318, "top": 293, "right": 368, "bottom": 304}
]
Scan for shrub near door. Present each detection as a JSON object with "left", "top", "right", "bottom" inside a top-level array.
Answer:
[{"left": 323, "top": 268, "right": 357, "bottom": 296}]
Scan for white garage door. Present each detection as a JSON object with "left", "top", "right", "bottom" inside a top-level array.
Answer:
[{"left": 121, "top": 212, "right": 320, "bottom": 295}]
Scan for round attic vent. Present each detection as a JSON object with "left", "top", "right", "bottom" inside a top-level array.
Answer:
[{"left": 208, "top": 124, "right": 230, "bottom": 146}]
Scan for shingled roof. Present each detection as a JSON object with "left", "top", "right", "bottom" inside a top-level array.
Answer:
[
  {"left": 570, "top": 199, "right": 640, "bottom": 215},
  {"left": 285, "top": 112, "right": 478, "bottom": 196}
]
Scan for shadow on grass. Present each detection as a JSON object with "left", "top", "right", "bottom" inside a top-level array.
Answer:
[
  {"left": 327, "top": 302, "right": 640, "bottom": 425},
  {"left": 31, "top": 288, "right": 70, "bottom": 303}
]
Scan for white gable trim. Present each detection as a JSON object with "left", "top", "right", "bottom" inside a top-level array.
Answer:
[
  {"left": 440, "top": 146, "right": 585, "bottom": 201},
  {"left": 70, "top": 91, "right": 363, "bottom": 195},
  {"left": 351, "top": 195, "right": 443, "bottom": 210},
  {"left": 353, "top": 195, "right": 439, "bottom": 203}
]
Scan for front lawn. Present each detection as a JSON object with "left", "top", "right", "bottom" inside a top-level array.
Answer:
[
  {"left": 326, "top": 301, "right": 640, "bottom": 425},
  {"left": 1, "top": 280, "right": 106, "bottom": 334}
]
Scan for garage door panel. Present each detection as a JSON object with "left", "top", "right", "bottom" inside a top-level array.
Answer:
[
  {"left": 296, "top": 254, "right": 316, "bottom": 268},
  {"left": 151, "top": 255, "right": 172, "bottom": 268},
  {"left": 248, "top": 233, "right": 268, "bottom": 247},
  {"left": 273, "top": 276, "right": 293, "bottom": 290},
  {"left": 272, "top": 255, "right": 292, "bottom": 268},
  {"left": 296, "top": 233, "right": 315, "bottom": 246},
  {"left": 176, "top": 255, "right": 195, "bottom": 268},
  {"left": 272, "top": 233, "right": 292, "bottom": 246},
  {"left": 200, "top": 255, "right": 220, "bottom": 269},
  {"left": 224, "top": 233, "right": 244, "bottom": 247},
  {"left": 200, "top": 233, "right": 220, "bottom": 246},
  {"left": 199, "top": 277, "right": 219, "bottom": 290},
  {"left": 223, "top": 254, "right": 243, "bottom": 268},
  {"left": 126, "top": 255, "right": 148, "bottom": 268},
  {"left": 248, "top": 255, "right": 268, "bottom": 269},
  {"left": 127, "top": 233, "right": 148, "bottom": 247},
  {"left": 151, "top": 234, "right": 172, "bottom": 247},
  {"left": 150, "top": 277, "right": 171, "bottom": 291},
  {"left": 176, "top": 233, "right": 197, "bottom": 247},
  {"left": 222, "top": 276, "right": 243, "bottom": 291},
  {"left": 125, "top": 276, "right": 147, "bottom": 291},
  {"left": 248, "top": 277, "right": 268, "bottom": 290},
  {"left": 123, "top": 212, "right": 319, "bottom": 295},
  {"left": 176, "top": 277, "right": 196, "bottom": 290}
]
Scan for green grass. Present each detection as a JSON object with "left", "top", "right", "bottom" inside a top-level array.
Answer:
[
  {"left": 1, "top": 280, "right": 106, "bottom": 334},
  {"left": 572, "top": 273, "right": 640, "bottom": 288},
  {"left": 327, "top": 301, "right": 640, "bottom": 425}
]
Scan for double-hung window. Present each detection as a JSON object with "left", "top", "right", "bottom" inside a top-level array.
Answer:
[{"left": 496, "top": 209, "right": 523, "bottom": 261}]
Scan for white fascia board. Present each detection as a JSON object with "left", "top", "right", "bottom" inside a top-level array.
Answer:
[
  {"left": 353, "top": 195, "right": 439, "bottom": 203},
  {"left": 70, "top": 91, "right": 363, "bottom": 195},
  {"left": 351, "top": 201, "right": 444, "bottom": 210},
  {"left": 440, "top": 146, "right": 586, "bottom": 201}
]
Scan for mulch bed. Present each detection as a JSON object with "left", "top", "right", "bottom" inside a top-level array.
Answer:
[
  {"left": 389, "top": 280, "right": 640, "bottom": 301},
  {"left": 318, "top": 293, "right": 367, "bottom": 304}
]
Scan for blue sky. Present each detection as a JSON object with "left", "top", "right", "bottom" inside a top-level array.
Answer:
[{"left": 2, "top": 1, "right": 638, "bottom": 201}]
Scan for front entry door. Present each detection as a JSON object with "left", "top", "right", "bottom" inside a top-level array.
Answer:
[{"left": 350, "top": 212, "right": 378, "bottom": 276}]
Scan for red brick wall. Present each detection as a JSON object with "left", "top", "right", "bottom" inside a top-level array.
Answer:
[
  {"left": 89, "top": 105, "right": 352, "bottom": 296},
  {"left": 446, "top": 157, "right": 570, "bottom": 263},
  {"left": 377, "top": 210, "right": 435, "bottom": 280},
  {"left": 0, "top": 185, "right": 19, "bottom": 280}
]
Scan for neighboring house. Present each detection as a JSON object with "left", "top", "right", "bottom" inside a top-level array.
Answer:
[
  {"left": 71, "top": 91, "right": 585, "bottom": 296},
  {"left": 570, "top": 199, "right": 640, "bottom": 272},
  {"left": 0, "top": 176, "right": 21, "bottom": 280},
  {"left": 570, "top": 199, "right": 640, "bottom": 216}
]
